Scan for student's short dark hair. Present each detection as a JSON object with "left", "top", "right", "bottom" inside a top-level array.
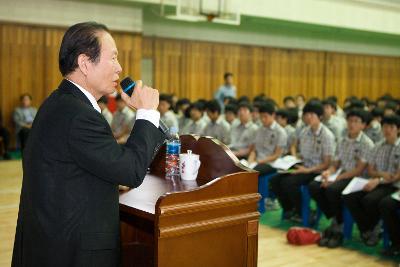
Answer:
[
  {"left": 346, "top": 108, "right": 368, "bottom": 124},
  {"left": 238, "top": 102, "right": 253, "bottom": 112},
  {"left": 224, "top": 72, "right": 233, "bottom": 79},
  {"left": 379, "top": 94, "right": 393, "bottom": 102},
  {"left": 20, "top": 93, "right": 32, "bottom": 101},
  {"left": 225, "top": 104, "right": 238, "bottom": 114},
  {"left": 347, "top": 99, "right": 365, "bottom": 110},
  {"left": 385, "top": 101, "right": 397, "bottom": 111},
  {"left": 238, "top": 96, "right": 250, "bottom": 104},
  {"left": 322, "top": 99, "right": 337, "bottom": 110},
  {"left": 98, "top": 96, "right": 108, "bottom": 104},
  {"left": 176, "top": 98, "right": 191, "bottom": 107},
  {"left": 326, "top": 96, "right": 338, "bottom": 104},
  {"left": 59, "top": 22, "right": 109, "bottom": 76},
  {"left": 276, "top": 109, "right": 289, "bottom": 119},
  {"left": 287, "top": 107, "right": 299, "bottom": 125},
  {"left": 190, "top": 101, "right": 205, "bottom": 112},
  {"left": 303, "top": 100, "right": 323, "bottom": 117},
  {"left": 371, "top": 107, "right": 384, "bottom": 118},
  {"left": 259, "top": 102, "right": 275, "bottom": 115},
  {"left": 159, "top": 94, "right": 173, "bottom": 106},
  {"left": 296, "top": 94, "right": 305, "bottom": 101},
  {"left": 253, "top": 95, "right": 266, "bottom": 103},
  {"left": 283, "top": 96, "right": 295, "bottom": 103},
  {"left": 205, "top": 100, "right": 221, "bottom": 114},
  {"left": 382, "top": 115, "right": 400, "bottom": 128}
]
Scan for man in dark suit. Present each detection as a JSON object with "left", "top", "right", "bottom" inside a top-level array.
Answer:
[{"left": 12, "top": 22, "right": 166, "bottom": 267}]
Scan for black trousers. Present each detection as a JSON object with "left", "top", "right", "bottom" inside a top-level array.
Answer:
[
  {"left": 254, "top": 163, "right": 276, "bottom": 176},
  {"left": 308, "top": 179, "right": 351, "bottom": 224},
  {"left": 269, "top": 172, "right": 317, "bottom": 215},
  {"left": 379, "top": 195, "right": 400, "bottom": 247},
  {"left": 18, "top": 127, "right": 30, "bottom": 151},
  {"left": 342, "top": 184, "right": 396, "bottom": 233},
  {"left": 0, "top": 126, "right": 10, "bottom": 155}
]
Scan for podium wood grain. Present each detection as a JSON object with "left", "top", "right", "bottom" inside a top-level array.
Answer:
[{"left": 119, "top": 135, "right": 260, "bottom": 267}]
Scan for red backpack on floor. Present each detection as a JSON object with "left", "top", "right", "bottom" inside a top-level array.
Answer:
[{"left": 286, "top": 227, "right": 321, "bottom": 245}]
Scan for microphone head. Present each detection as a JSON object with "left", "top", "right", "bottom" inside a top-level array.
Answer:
[{"left": 120, "top": 77, "right": 135, "bottom": 96}]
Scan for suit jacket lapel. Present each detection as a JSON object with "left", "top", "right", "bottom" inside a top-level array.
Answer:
[{"left": 57, "top": 79, "right": 93, "bottom": 109}]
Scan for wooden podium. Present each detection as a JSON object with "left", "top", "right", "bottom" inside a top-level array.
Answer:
[{"left": 119, "top": 135, "right": 260, "bottom": 267}]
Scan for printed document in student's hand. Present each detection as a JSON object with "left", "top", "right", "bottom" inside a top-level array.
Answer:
[
  {"left": 270, "top": 156, "right": 302, "bottom": 171},
  {"left": 342, "top": 177, "right": 369, "bottom": 195},
  {"left": 239, "top": 159, "right": 257, "bottom": 169},
  {"left": 391, "top": 191, "right": 400, "bottom": 202},
  {"left": 314, "top": 168, "right": 342, "bottom": 182}
]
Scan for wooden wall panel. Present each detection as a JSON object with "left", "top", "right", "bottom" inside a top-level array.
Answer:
[
  {"left": 0, "top": 23, "right": 142, "bottom": 143},
  {"left": 144, "top": 37, "right": 330, "bottom": 104},
  {"left": 1, "top": 23, "right": 399, "bottom": 147},
  {"left": 325, "top": 53, "right": 400, "bottom": 104}
]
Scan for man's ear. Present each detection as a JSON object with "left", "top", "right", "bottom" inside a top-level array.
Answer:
[{"left": 77, "top": 54, "right": 90, "bottom": 76}]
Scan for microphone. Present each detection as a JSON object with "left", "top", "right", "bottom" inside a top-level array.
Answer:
[{"left": 120, "top": 77, "right": 170, "bottom": 138}]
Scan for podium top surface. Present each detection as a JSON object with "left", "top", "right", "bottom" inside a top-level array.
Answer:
[{"left": 119, "top": 135, "right": 257, "bottom": 220}]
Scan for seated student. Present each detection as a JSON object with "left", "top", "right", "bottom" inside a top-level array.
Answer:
[
  {"left": 248, "top": 102, "right": 287, "bottom": 175},
  {"left": 343, "top": 115, "right": 400, "bottom": 247},
  {"left": 158, "top": 94, "right": 179, "bottom": 130},
  {"left": 379, "top": 172, "right": 400, "bottom": 257},
  {"left": 364, "top": 107, "right": 384, "bottom": 143},
  {"left": 97, "top": 96, "right": 113, "bottom": 126},
  {"left": 111, "top": 94, "right": 135, "bottom": 144},
  {"left": 309, "top": 109, "right": 374, "bottom": 248},
  {"left": 283, "top": 96, "right": 296, "bottom": 109},
  {"left": 181, "top": 102, "right": 207, "bottom": 135},
  {"left": 276, "top": 109, "right": 296, "bottom": 155},
  {"left": 322, "top": 99, "right": 345, "bottom": 142},
  {"left": 270, "top": 100, "right": 336, "bottom": 222},
  {"left": 175, "top": 98, "right": 191, "bottom": 130},
  {"left": 384, "top": 101, "right": 397, "bottom": 116},
  {"left": 224, "top": 104, "right": 240, "bottom": 127},
  {"left": 13, "top": 93, "right": 37, "bottom": 151},
  {"left": 326, "top": 96, "right": 346, "bottom": 118},
  {"left": 228, "top": 102, "right": 259, "bottom": 159},
  {"left": 252, "top": 102, "right": 263, "bottom": 127},
  {"left": 203, "top": 100, "right": 231, "bottom": 145}
]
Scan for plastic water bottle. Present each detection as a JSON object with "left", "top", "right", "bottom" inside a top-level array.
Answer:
[{"left": 165, "top": 127, "right": 181, "bottom": 179}]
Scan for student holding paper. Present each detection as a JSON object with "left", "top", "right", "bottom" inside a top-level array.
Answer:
[
  {"left": 247, "top": 102, "right": 288, "bottom": 175},
  {"left": 308, "top": 109, "right": 374, "bottom": 248},
  {"left": 343, "top": 115, "right": 400, "bottom": 247},
  {"left": 270, "top": 101, "right": 336, "bottom": 222}
]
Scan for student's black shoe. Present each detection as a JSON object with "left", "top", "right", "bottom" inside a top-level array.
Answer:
[
  {"left": 381, "top": 246, "right": 400, "bottom": 257},
  {"left": 327, "top": 232, "right": 343, "bottom": 248},
  {"left": 290, "top": 214, "right": 302, "bottom": 224},
  {"left": 363, "top": 232, "right": 380, "bottom": 247},
  {"left": 318, "top": 228, "right": 333, "bottom": 247},
  {"left": 282, "top": 210, "right": 294, "bottom": 220}
]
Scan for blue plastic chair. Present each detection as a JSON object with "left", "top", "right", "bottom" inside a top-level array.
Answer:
[
  {"left": 343, "top": 206, "right": 393, "bottom": 249},
  {"left": 280, "top": 185, "right": 322, "bottom": 228},
  {"left": 301, "top": 185, "right": 322, "bottom": 228},
  {"left": 343, "top": 206, "right": 354, "bottom": 240},
  {"left": 258, "top": 172, "right": 277, "bottom": 213}
]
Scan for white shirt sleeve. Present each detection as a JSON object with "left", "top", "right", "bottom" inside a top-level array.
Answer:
[{"left": 135, "top": 109, "right": 160, "bottom": 128}]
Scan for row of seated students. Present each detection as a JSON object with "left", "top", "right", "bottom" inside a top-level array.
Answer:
[{"left": 118, "top": 93, "right": 399, "bottom": 258}]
